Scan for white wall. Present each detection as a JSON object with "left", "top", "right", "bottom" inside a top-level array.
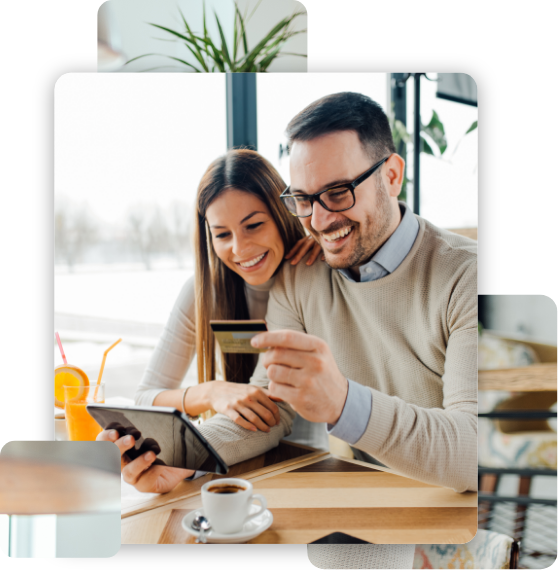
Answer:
[
  {"left": 104, "top": 0, "right": 235, "bottom": 72},
  {"left": 483, "top": 295, "right": 557, "bottom": 345},
  {"left": 235, "top": 0, "right": 307, "bottom": 72}
]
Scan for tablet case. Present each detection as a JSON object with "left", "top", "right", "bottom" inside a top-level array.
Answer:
[{"left": 87, "top": 404, "right": 229, "bottom": 474}]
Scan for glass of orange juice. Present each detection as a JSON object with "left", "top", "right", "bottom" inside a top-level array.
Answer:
[{"left": 64, "top": 382, "right": 105, "bottom": 441}]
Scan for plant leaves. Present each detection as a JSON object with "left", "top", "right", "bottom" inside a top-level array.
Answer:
[
  {"left": 163, "top": 55, "right": 202, "bottom": 72},
  {"left": 187, "top": 26, "right": 226, "bottom": 72},
  {"left": 234, "top": 1, "right": 249, "bottom": 61},
  {"left": 183, "top": 42, "right": 209, "bottom": 72},
  {"left": 421, "top": 110, "right": 447, "bottom": 156},
  {"left": 214, "top": 11, "right": 232, "bottom": 70},
  {"left": 241, "top": 17, "right": 292, "bottom": 69},
  {"left": 124, "top": 53, "right": 201, "bottom": 72},
  {"left": 420, "top": 136, "right": 435, "bottom": 156},
  {"left": 233, "top": 10, "right": 238, "bottom": 62},
  {"left": 124, "top": 53, "right": 160, "bottom": 65},
  {"left": 465, "top": 120, "right": 478, "bottom": 134},
  {"left": 148, "top": 23, "right": 192, "bottom": 43},
  {"left": 276, "top": 52, "right": 308, "bottom": 58},
  {"left": 241, "top": 12, "right": 306, "bottom": 70},
  {"left": 258, "top": 46, "right": 282, "bottom": 71},
  {"left": 178, "top": 7, "right": 209, "bottom": 71},
  {"left": 247, "top": 0, "right": 264, "bottom": 22}
]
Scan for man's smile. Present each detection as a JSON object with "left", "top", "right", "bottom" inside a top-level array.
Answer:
[{"left": 317, "top": 223, "right": 355, "bottom": 253}]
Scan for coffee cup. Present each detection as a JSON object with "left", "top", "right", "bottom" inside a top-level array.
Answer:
[{"left": 201, "top": 478, "right": 267, "bottom": 534}]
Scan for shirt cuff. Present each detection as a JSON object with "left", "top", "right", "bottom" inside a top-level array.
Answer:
[{"left": 326, "top": 380, "right": 372, "bottom": 445}]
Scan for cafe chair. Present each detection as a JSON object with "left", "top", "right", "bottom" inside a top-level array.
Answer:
[
  {"left": 477, "top": 332, "right": 557, "bottom": 568},
  {"left": 478, "top": 331, "right": 558, "bottom": 469},
  {"left": 478, "top": 392, "right": 557, "bottom": 469},
  {"left": 413, "top": 529, "right": 519, "bottom": 569}
]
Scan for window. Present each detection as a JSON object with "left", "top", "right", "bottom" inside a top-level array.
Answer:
[
  {"left": 408, "top": 75, "right": 478, "bottom": 228},
  {"left": 55, "top": 74, "right": 227, "bottom": 398}
]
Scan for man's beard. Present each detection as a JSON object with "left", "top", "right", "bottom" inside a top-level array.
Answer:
[{"left": 309, "top": 177, "right": 394, "bottom": 270}]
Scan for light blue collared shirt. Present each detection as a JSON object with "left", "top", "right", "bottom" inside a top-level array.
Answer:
[
  {"left": 191, "top": 204, "right": 418, "bottom": 478},
  {"left": 327, "top": 202, "right": 420, "bottom": 444}
]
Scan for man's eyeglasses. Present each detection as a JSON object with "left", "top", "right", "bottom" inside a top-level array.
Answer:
[{"left": 280, "top": 156, "right": 390, "bottom": 218}]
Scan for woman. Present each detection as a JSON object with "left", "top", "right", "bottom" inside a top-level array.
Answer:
[{"left": 133, "top": 148, "right": 328, "bottom": 450}]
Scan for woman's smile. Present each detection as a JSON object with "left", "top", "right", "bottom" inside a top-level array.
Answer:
[{"left": 235, "top": 251, "right": 269, "bottom": 270}]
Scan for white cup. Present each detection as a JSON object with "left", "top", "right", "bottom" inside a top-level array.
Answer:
[{"left": 201, "top": 478, "right": 267, "bottom": 534}]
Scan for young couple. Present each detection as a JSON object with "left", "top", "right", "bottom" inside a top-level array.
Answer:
[{"left": 99, "top": 92, "right": 477, "bottom": 567}]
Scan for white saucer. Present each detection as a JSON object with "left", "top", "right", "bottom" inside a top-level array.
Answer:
[{"left": 182, "top": 504, "right": 273, "bottom": 544}]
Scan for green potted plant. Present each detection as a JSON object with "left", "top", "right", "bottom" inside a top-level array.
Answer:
[
  {"left": 126, "top": 0, "right": 308, "bottom": 72},
  {"left": 389, "top": 102, "right": 478, "bottom": 202}
]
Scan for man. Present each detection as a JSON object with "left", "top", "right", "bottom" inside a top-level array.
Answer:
[
  {"left": 102, "top": 92, "right": 477, "bottom": 566},
  {"left": 198, "top": 91, "right": 477, "bottom": 493}
]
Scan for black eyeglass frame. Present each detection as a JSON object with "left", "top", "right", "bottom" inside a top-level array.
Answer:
[{"left": 279, "top": 156, "right": 390, "bottom": 217}]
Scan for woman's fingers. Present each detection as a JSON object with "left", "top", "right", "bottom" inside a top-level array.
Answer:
[
  {"left": 288, "top": 236, "right": 314, "bottom": 265},
  {"left": 306, "top": 242, "right": 323, "bottom": 265},
  {"left": 286, "top": 239, "right": 304, "bottom": 263},
  {"left": 247, "top": 392, "right": 280, "bottom": 426},
  {"left": 237, "top": 405, "right": 271, "bottom": 432},
  {"left": 284, "top": 237, "right": 305, "bottom": 260},
  {"left": 224, "top": 409, "right": 258, "bottom": 432}
]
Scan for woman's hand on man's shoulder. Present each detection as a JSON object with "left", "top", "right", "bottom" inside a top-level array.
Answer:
[{"left": 284, "top": 235, "right": 324, "bottom": 266}]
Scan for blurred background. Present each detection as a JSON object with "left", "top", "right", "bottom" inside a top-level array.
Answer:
[
  {"left": 478, "top": 295, "right": 557, "bottom": 569},
  {"left": 54, "top": 72, "right": 477, "bottom": 401},
  {"left": 479, "top": 296, "right": 557, "bottom": 344},
  {"left": 0, "top": 441, "right": 120, "bottom": 558}
]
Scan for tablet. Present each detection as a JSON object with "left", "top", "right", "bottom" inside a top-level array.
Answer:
[
  {"left": 210, "top": 320, "right": 267, "bottom": 353},
  {"left": 87, "top": 404, "right": 229, "bottom": 474}
]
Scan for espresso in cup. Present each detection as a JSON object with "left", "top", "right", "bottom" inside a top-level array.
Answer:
[
  {"left": 207, "top": 484, "right": 246, "bottom": 494},
  {"left": 201, "top": 478, "right": 267, "bottom": 534}
]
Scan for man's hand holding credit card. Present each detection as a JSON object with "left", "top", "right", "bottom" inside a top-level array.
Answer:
[{"left": 210, "top": 320, "right": 282, "bottom": 402}]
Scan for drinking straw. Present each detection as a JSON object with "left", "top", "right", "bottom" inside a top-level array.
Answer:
[
  {"left": 94, "top": 338, "right": 122, "bottom": 402},
  {"left": 55, "top": 332, "right": 67, "bottom": 364}
]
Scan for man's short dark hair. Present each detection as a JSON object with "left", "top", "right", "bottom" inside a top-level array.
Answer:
[{"left": 286, "top": 92, "right": 395, "bottom": 161}]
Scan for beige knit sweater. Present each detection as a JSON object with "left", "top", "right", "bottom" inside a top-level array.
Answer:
[{"left": 199, "top": 215, "right": 477, "bottom": 493}]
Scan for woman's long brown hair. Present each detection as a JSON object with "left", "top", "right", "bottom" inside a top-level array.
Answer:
[{"left": 193, "top": 149, "right": 306, "bottom": 388}]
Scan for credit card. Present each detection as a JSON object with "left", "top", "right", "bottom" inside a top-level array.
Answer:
[{"left": 210, "top": 320, "right": 267, "bottom": 353}]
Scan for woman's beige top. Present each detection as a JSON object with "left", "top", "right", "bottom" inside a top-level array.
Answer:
[{"left": 134, "top": 275, "right": 330, "bottom": 451}]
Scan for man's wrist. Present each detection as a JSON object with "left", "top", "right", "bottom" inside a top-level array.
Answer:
[{"left": 329, "top": 378, "right": 349, "bottom": 426}]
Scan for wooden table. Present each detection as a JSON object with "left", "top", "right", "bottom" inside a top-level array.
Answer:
[
  {"left": 0, "top": 458, "right": 121, "bottom": 515},
  {"left": 121, "top": 442, "right": 477, "bottom": 545}
]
